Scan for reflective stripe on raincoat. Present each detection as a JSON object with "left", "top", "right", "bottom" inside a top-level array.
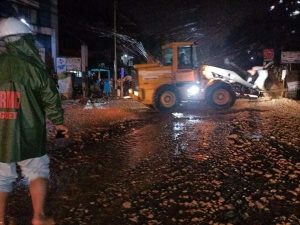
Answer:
[{"left": 0, "top": 35, "right": 64, "bottom": 163}]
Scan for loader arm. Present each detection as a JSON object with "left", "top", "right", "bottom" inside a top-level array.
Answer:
[{"left": 202, "top": 65, "right": 269, "bottom": 91}]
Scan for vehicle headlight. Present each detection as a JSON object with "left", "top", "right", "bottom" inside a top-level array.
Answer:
[{"left": 187, "top": 85, "right": 200, "bottom": 96}]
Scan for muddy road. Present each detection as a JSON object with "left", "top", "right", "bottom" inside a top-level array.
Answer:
[{"left": 7, "top": 99, "right": 300, "bottom": 225}]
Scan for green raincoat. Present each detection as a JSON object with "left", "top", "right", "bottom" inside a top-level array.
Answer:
[{"left": 0, "top": 35, "right": 64, "bottom": 163}]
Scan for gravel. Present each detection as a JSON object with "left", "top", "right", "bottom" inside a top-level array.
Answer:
[{"left": 6, "top": 98, "right": 300, "bottom": 225}]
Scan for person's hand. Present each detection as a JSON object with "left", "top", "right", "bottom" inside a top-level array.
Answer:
[{"left": 55, "top": 124, "right": 69, "bottom": 138}]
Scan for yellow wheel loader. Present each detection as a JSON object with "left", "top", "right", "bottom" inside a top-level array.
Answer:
[{"left": 129, "top": 42, "right": 274, "bottom": 111}]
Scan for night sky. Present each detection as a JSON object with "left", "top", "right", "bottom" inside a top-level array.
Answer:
[{"left": 58, "top": 0, "right": 299, "bottom": 68}]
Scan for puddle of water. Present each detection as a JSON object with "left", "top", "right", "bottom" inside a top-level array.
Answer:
[
  {"left": 174, "top": 143, "right": 181, "bottom": 155},
  {"left": 93, "top": 102, "right": 108, "bottom": 109},
  {"left": 174, "top": 143, "right": 189, "bottom": 156},
  {"left": 188, "top": 118, "right": 201, "bottom": 124},
  {"left": 171, "top": 113, "right": 203, "bottom": 156},
  {"left": 173, "top": 122, "right": 184, "bottom": 132},
  {"left": 172, "top": 112, "right": 184, "bottom": 118},
  {"left": 172, "top": 112, "right": 202, "bottom": 121},
  {"left": 84, "top": 100, "right": 108, "bottom": 110}
]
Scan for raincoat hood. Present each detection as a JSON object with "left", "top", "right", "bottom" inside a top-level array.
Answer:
[{"left": 4, "top": 34, "right": 44, "bottom": 69}]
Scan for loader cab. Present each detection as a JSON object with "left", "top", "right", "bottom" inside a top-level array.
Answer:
[
  {"left": 162, "top": 42, "right": 198, "bottom": 69},
  {"left": 162, "top": 42, "right": 199, "bottom": 83}
]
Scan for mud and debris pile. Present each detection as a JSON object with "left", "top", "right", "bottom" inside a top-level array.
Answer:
[{"left": 6, "top": 98, "right": 300, "bottom": 225}]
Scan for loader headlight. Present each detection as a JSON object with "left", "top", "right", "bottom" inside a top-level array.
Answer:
[{"left": 187, "top": 85, "right": 200, "bottom": 96}]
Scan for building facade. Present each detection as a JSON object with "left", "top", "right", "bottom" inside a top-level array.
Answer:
[{"left": 1, "top": 0, "right": 58, "bottom": 72}]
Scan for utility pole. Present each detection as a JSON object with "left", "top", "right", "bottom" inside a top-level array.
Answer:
[
  {"left": 113, "top": 0, "right": 118, "bottom": 93},
  {"left": 81, "top": 43, "right": 88, "bottom": 97}
]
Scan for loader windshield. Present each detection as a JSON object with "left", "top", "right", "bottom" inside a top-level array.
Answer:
[{"left": 178, "top": 46, "right": 192, "bottom": 69}]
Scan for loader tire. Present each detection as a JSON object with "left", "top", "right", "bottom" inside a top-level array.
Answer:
[
  {"left": 206, "top": 83, "right": 236, "bottom": 110},
  {"left": 154, "top": 86, "right": 179, "bottom": 112}
]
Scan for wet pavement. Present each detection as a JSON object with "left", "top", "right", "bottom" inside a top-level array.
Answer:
[{"left": 6, "top": 98, "right": 300, "bottom": 225}]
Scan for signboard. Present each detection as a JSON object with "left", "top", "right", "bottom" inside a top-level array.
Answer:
[
  {"left": 56, "top": 57, "right": 81, "bottom": 73},
  {"left": 287, "top": 81, "right": 300, "bottom": 91},
  {"left": 263, "top": 49, "right": 274, "bottom": 62},
  {"left": 281, "top": 51, "right": 300, "bottom": 64}
]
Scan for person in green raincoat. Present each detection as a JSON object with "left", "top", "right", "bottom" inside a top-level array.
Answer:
[{"left": 0, "top": 17, "right": 68, "bottom": 225}]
